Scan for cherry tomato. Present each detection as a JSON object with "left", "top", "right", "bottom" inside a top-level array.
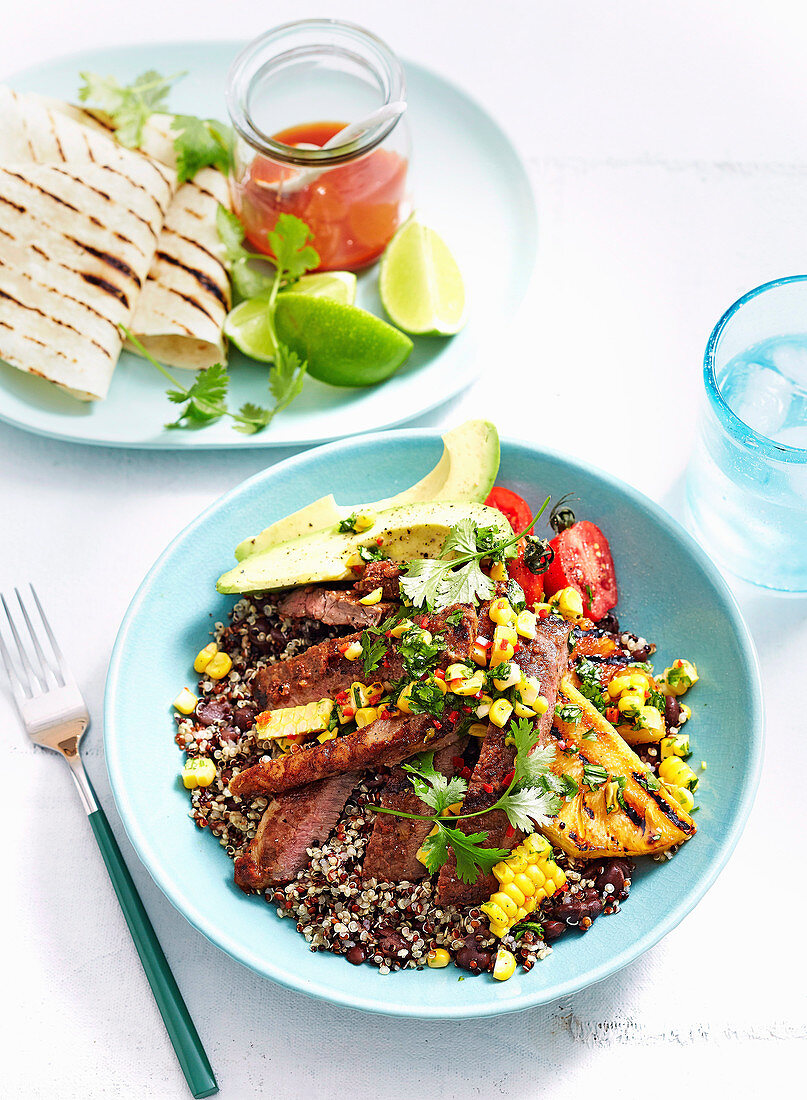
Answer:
[
  {"left": 542, "top": 520, "right": 618, "bottom": 620},
  {"left": 485, "top": 487, "right": 532, "bottom": 535},
  {"left": 509, "top": 552, "right": 544, "bottom": 607}
]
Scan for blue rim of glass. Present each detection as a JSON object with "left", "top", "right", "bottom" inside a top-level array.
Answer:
[{"left": 704, "top": 274, "right": 807, "bottom": 465}]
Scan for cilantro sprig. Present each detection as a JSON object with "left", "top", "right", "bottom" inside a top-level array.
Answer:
[
  {"left": 78, "top": 70, "right": 234, "bottom": 181},
  {"left": 400, "top": 498, "right": 551, "bottom": 613},
  {"left": 368, "top": 716, "right": 562, "bottom": 883}
]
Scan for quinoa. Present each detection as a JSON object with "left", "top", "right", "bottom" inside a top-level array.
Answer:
[{"left": 176, "top": 596, "right": 650, "bottom": 977}]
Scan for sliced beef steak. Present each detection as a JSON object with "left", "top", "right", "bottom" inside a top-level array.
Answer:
[
  {"left": 362, "top": 736, "right": 467, "bottom": 884},
  {"left": 251, "top": 634, "right": 404, "bottom": 712},
  {"left": 251, "top": 605, "right": 478, "bottom": 713},
  {"left": 229, "top": 715, "right": 459, "bottom": 798},
  {"left": 353, "top": 559, "right": 402, "bottom": 601},
  {"left": 277, "top": 586, "right": 395, "bottom": 629},
  {"left": 234, "top": 772, "right": 358, "bottom": 892},
  {"left": 436, "top": 614, "right": 573, "bottom": 905}
]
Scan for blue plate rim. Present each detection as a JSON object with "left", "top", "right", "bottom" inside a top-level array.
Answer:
[
  {"left": 104, "top": 426, "right": 764, "bottom": 1017},
  {"left": 0, "top": 40, "right": 537, "bottom": 451}
]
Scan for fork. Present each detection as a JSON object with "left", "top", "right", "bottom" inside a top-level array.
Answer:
[{"left": 1, "top": 585, "right": 218, "bottom": 1099}]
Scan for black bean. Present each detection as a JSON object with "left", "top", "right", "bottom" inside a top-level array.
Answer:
[
  {"left": 234, "top": 703, "right": 258, "bottom": 731},
  {"left": 195, "top": 699, "right": 232, "bottom": 726},
  {"left": 346, "top": 946, "right": 366, "bottom": 965},
  {"left": 542, "top": 921, "right": 568, "bottom": 941},
  {"left": 664, "top": 694, "right": 681, "bottom": 727},
  {"left": 597, "top": 611, "right": 620, "bottom": 634},
  {"left": 592, "top": 858, "right": 634, "bottom": 900}
]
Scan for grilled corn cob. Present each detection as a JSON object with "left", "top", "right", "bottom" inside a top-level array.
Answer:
[
  {"left": 255, "top": 699, "right": 334, "bottom": 740},
  {"left": 481, "top": 833, "right": 566, "bottom": 938}
]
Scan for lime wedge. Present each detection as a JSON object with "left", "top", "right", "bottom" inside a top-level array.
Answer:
[
  {"left": 274, "top": 293, "right": 413, "bottom": 387},
  {"left": 224, "top": 271, "right": 357, "bottom": 361},
  {"left": 223, "top": 293, "right": 276, "bottom": 361},
  {"left": 379, "top": 217, "right": 466, "bottom": 336},
  {"left": 294, "top": 271, "right": 357, "bottom": 304}
]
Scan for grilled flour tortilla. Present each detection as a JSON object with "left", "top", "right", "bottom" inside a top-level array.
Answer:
[
  {"left": 40, "top": 104, "right": 232, "bottom": 370},
  {"left": 0, "top": 159, "right": 174, "bottom": 399}
]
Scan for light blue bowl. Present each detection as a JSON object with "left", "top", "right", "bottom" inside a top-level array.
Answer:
[{"left": 105, "top": 430, "right": 764, "bottom": 1018}]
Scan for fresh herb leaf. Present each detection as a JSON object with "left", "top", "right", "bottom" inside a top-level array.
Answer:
[
  {"left": 575, "top": 657, "right": 608, "bottom": 714},
  {"left": 416, "top": 826, "right": 449, "bottom": 876},
  {"left": 635, "top": 770, "right": 661, "bottom": 792},
  {"left": 172, "top": 114, "right": 233, "bottom": 182},
  {"left": 358, "top": 544, "right": 387, "bottom": 564},
  {"left": 360, "top": 632, "right": 387, "bottom": 677},
  {"left": 555, "top": 703, "right": 583, "bottom": 724},
  {"left": 559, "top": 773, "right": 579, "bottom": 799},
  {"left": 406, "top": 678, "right": 446, "bottom": 718},
  {"left": 512, "top": 920, "right": 545, "bottom": 940},
  {"left": 339, "top": 514, "right": 359, "bottom": 534},
  {"left": 398, "top": 627, "right": 445, "bottom": 679},
  {"left": 269, "top": 344, "right": 308, "bottom": 417},
  {"left": 647, "top": 688, "right": 666, "bottom": 711},
  {"left": 584, "top": 583, "right": 594, "bottom": 602},
  {"left": 445, "top": 608, "right": 465, "bottom": 626},
  {"left": 511, "top": 718, "right": 556, "bottom": 787},
  {"left": 506, "top": 579, "right": 526, "bottom": 611},
  {"left": 499, "top": 785, "right": 561, "bottom": 831},
  {"left": 267, "top": 214, "right": 319, "bottom": 284},
  {"left": 437, "top": 825, "right": 510, "bottom": 884},
  {"left": 402, "top": 753, "right": 468, "bottom": 816},
  {"left": 78, "top": 69, "right": 183, "bottom": 147},
  {"left": 582, "top": 763, "right": 609, "bottom": 790},
  {"left": 164, "top": 362, "right": 229, "bottom": 429}
]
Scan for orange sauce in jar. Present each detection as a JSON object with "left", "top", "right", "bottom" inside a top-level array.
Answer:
[{"left": 233, "top": 121, "right": 409, "bottom": 272}]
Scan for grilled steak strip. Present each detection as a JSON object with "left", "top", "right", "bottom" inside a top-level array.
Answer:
[
  {"left": 277, "top": 586, "right": 395, "bottom": 629},
  {"left": 234, "top": 772, "right": 358, "bottom": 892},
  {"left": 229, "top": 715, "right": 458, "bottom": 798},
  {"left": 362, "top": 735, "right": 467, "bottom": 884},
  {"left": 251, "top": 605, "right": 478, "bottom": 712},
  {"left": 353, "top": 559, "right": 402, "bottom": 601},
  {"left": 436, "top": 614, "right": 573, "bottom": 905}
]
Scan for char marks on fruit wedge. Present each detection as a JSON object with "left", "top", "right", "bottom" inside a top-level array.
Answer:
[
  {"left": 229, "top": 714, "right": 462, "bottom": 798},
  {"left": 277, "top": 586, "right": 395, "bottom": 629},
  {"left": 362, "top": 736, "right": 468, "bottom": 884},
  {"left": 436, "top": 614, "right": 573, "bottom": 905},
  {"left": 233, "top": 772, "right": 359, "bottom": 892}
]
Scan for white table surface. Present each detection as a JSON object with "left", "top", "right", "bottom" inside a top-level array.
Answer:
[{"left": 3, "top": 2, "right": 806, "bottom": 1096}]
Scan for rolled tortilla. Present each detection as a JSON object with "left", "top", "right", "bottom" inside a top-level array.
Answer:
[{"left": 0, "top": 157, "right": 174, "bottom": 399}]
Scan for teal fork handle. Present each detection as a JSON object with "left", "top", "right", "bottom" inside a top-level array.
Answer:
[{"left": 88, "top": 806, "right": 218, "bottom": 1098}]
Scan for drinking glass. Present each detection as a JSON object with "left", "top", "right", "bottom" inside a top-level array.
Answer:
[{"left": 685, "top": 276, "right": 807, "bottom": 591}]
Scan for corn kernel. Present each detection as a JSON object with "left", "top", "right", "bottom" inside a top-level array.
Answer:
[
  {"left": 355, "top": 707, "right": 379, "bottom": 728},
  {"left": 344, "top": 551, "right": 364, "bottom": 570},
  {"left": 664, "top": 782, "right": 695, "bottom": 812},
  {"left": 389, "top": 618, "right": 413, "bottom": 638},
  {"left": 516, "top": 610, "right": 536, "bottom": 639},
  {"left": 489, "top": 561, "right": 508, "bottom": 582},
  {"left": 617, "top": 693, "right": 644, "bottom": 716},
  {"left": 205, "top": 651, "right": 232, "bottom": 680},
  {"left": 490, "top": 640, "right": 515, "bottom": 667},
  {"left": 626, "top": 670, "right": 650, "bottom": 693},
  {"left": 193, "top": 642, "right": 218, "bottom": 674},
  {"left": 343, "top": 641, "right": 362, "bottom": 661},
  {"left": 636, "top": 705, "right": 664, "bottom": 734},
  {"left": 502, "top": 881, "right": 526, "bottom": 907},
  {"left": 317, "top": 729, "right": 338, "bottom": 743},
  {"left": 481, "top": 901, "right": 510, "bottom": 926},
  {"left": 354, "top": 510, "right": 376, "bottom": 532},
  {"left": 358, "top": 586, "right": 384, "bottom": 606},
  {"left": 490, "top": 597, "right": 516, "bottom": 626},
  {"left": 557, "top": 587, "right": 584, "bottom": 619},
  {"left": 522, "top": 832, "right": 551, "bottom": 858},
  {"left": 679, "top": 703, "right": 692, "bottom": 723},
  {"left": 257, "top": 699, "right": 334, "bottom": 739},
  {"left": 445, "top": 662, "right": 472, "bottom": 681},
  {"left": 470, "top": 642, "right": 489, "bottom": 667},
  {"left": 489, "top": 698, "right": 513, "bottom": 728},
  {"left": 181, "top": 757, "right": 216, "bottom": 789},
  {"left": 493, "top": 947, "right": 517, "bottom": 981},
  {"left": 513, "top": 872, "right": 535, "bottom": 897},
  {"left": 451, "top": 670, "right": 486, "bottom": 696},
  {"left": 366, "top": 682, "right": 385, "bottom": 704},
  {"left": 468, "top": 722, "right": 489, "bottom": 739},
  {"left": 659, "top": 755, "right": 699, "bottom": 791},
  {"left": 491, "top": 892, "right": 519, "bottom": 920},
  {"left": 659, "top": 659, "right": 699, "bottom": 696},
  {"left": 427, "top": 948, "right": 451, "bottom": 968},
  {"left": 489, "top": 922, "right": 509, "bottom": 939},
  {"left": 516, "top": 676, "right": 542, "bottom": 707},
  {"left": 493, "top": 863, "right": 515, "bottom": 885},
  {"left": 525, "top": 863, "right": 546, "bottom": 887},
  {"left": 397, "top": 682, "right": 415, "bottom": 714},
  {"left": 533, "top": 695, "right": 549, "bottom": 715},
  {"left": 513, "top": 700, "right": 537, "bottom": 719},
  {"left": 173, "top": 687, "right": 198, "bottom": 715},
  {"left": 494, "top": 623, "right": 518, "bottom": 646}
]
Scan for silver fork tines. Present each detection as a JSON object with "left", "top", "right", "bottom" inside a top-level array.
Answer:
[{"left": 0, "top": 585, "right": 95, "bottom": 811}]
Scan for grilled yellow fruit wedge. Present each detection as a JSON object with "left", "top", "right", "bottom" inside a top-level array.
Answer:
[{"left": 543, "top": 679, "right": 696, "bottom": 859}]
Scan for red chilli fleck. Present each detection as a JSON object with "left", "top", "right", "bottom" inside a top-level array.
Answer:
[
  {"left": 505, "top": 824, "right": 516, "bottom": 839},
  {"left": 482, "top": 782, "right": 494, "bottom": 794}
]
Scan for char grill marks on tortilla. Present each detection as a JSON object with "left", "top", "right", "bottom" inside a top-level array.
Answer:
[
  {"left": 436, "top": 614, "right": 573, "bottom": 905},
  {"left": 250, "top": 603, "right": 478, "bottom": 712},
  {"left": 362, "top": 736, "right": 467, "bottom": 884},
  {"left": 229, "top": 715, "right": 461, "bottom": 798},
  {"left": 233, "top": 772, "right": 359, "bottom": 892},
  {"left": 276, "top": 586, "right": 396, "bottom": 630}
]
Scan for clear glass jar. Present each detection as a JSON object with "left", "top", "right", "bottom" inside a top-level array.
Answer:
[{"left": 226, "top": 19, "right": 411, "bottom": 272}]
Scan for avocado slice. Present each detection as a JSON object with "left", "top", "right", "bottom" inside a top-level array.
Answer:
[
  {"left": 233, "top": 419, "right": 500, "bottom": 561},
  {"left": 217, "top": 500, "right": 511, "bottom": 595}
]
